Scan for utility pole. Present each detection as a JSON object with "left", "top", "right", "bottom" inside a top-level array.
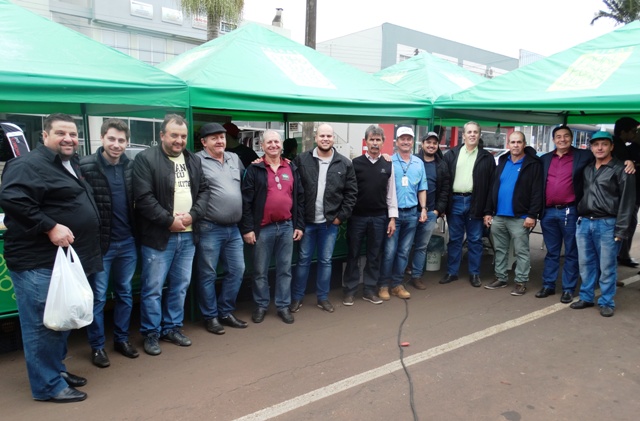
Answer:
[
  {"left": 302, "top": 0, "right": 318, "bottom": 152},
  {"left": 305, "top": 0, "right": 317, "bottom": 49}
]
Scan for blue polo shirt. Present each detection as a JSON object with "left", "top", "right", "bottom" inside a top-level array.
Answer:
[
  {"left": 392, "top": 153, "right": 428, "bottom": 208},
  {"left": 496, "top": 157, "right": 524, "bottom": 217}
]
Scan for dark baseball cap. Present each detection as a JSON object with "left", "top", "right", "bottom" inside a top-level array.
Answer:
[
  {"left": 200, "top": 122, "right": 226, "bottom": 138},
  {"left": 615, "top": 117, "right": 639, "bottom": 131}
]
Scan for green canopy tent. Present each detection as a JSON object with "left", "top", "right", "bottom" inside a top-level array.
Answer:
[
  {"left": 0, "top": 0, "right": 188, "bottom": 117},
  {"left": 435, "top": 21, "right": 640, "bottom": 125},
  {"left": 157, "top": 23, "right": 431, "bottom": 124},
  {"left": 374, "top": 52, "right": 487, "bottom": 103}
]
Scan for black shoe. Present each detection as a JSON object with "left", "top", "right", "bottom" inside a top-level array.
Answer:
[
  {"left": 91, "top": 348, "right": 110, "bottom": 368},
  {"left": 469, "top": 274, "right": 482, "bottom": 288},
  {"left": 600, "top": 306, "right": 615, "bottom": 317},
  {"left": 60, "top": 372, "right": 87, "bottom": 388},
  {"left": 220, "top": 314, "right": 248, "bottom": 329},
  {"left": 289, "top": 299, "right": 302, "bottom": 313},
  {"left": 161, "top": 330, "right": 192, "bottom": 347},
  {"left": 317, "top": 299, "right": 335, "bottom": 313},
  {"left": 47, "top": 387, "right": 87, "bottom": 403},
  {"left": 560, "top": 291, "right": 573, "bottom": 304},
  {"left": 618, "top": 257, "right": 639, "bottom": 267},
  {"left": 570, "top": 300, "right": 595, "bottom": 309},
  {"left": 439, "top": 274, "right": 458, "bottom": 284},
  {"left": 252, "top": 308, "right": 267, "bottom": 323},
  {"left": 277, "top": 308, "right": 295, "bottom": 324},
  {"left": 114, "top": 341, "right": 139, "bottom": 359},
  {"left": 535, "top": 287, "right": 556, "bottom": 298},
  {"left": 143, "top": 334, "right": 162, "bottom": 356},
  {"left": 204, "top": 318, "right": 226, "bottom": 334}
]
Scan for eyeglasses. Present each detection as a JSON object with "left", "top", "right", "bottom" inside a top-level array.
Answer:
[{"left": 275, "top": 175, "right": 282, "bottom": 190}]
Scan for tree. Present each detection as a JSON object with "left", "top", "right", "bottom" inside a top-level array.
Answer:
[
  {"left": 591, "top": 0, "right": 640, "bottom": 25},
  {"left": 180, "top": 0, "right": 245, "bottom": 41}
]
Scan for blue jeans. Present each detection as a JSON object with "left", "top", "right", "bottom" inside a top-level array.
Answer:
[
  {"left": 411, "top": 211, "right": 438, "bottom": 278},
  {"left": 380, "top": 207, "right": 419, "bottom": 287},
  {"left": 343, "top": 214, "right": 387, "bottom": 295},
  {"left": 292, "top": 222, "right": 339, "bottom": 301},
  {"left": 576, "top": 217, "right": 620, "bottom": 308},
  {"left": 10, "top": 269, "right": 71, "bottom": 400},
  {"left": 86, "top": 236, "right": 137, "bottom": 349},
  {"left": 196, "top": 221, "right": 246, "bottom": 319},
  {"left": 253, "top": 220, "right": 293, "bottom": 310},
  {"left": 541, "top": 206, "right": 579, "bottom": 292},
  {"left": 446, "top": 195, "right": 484, "bottom": 276},
  {"left": 140, "top": 233, "right": 195, "bottom": 337}
]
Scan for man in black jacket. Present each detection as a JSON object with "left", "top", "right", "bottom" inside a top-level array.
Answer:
[
  {"left": 290, "top": 123, "right": 357, "bottom": 313},
  {"left": 570, "top": 131, "right": 635, "bottom": 317},
  {"left": 80, "top": 118, "right": 139, "bottom": 368},
  {"left": 441, "top": 122, "right": 495, "bottom": 287},
  {"left": 409, "top": 131, "right": 450, "bottom": 289},
  {"left": 483, "top": 131, "right": 542, "bottom": 296},
  {"left": 0, "top": 113, "right": 101, "bottom": 403},
  {"left": 240, "top": 130, "right": 305, "bottom": 324},
  {"left": 133, "top": 114, "right": 209, "bottom": 355}
]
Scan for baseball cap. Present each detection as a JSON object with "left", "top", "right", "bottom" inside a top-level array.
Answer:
[
  {"left": 396, "top": 126, "right": 415, "bottom": 138},
  {"left": 589, "top": 131, "right": 613, "bottom": 143},
  {"left": 615, "top": 117, "right": 639, "bottom": 131},
  {"left": 223, "top": 122, "right": 240, "bottom": 138},
  {"left": 199, "top": 122, "right": 226, "bottom": 138},
  {"left": 422, "top": 131, "right": 439, "bottom": 142}
]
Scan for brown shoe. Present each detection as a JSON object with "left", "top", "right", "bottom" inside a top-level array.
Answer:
[
  {"left": 391, "top": 285, "right": 411, "bottom": 299},
  {"left": 411, "top": 278, "right": 427, "bottom": 290},
  {"left": 378, "top": 286, "right": 391, "bottom": 301}
]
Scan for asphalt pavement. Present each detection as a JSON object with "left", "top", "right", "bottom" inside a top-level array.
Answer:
[{"left": 1, "top": 233, "right": 639, "bottom": 421}]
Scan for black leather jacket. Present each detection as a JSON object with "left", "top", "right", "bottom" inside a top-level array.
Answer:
[
  {"left": 294, "top": 148, "right": 358, "bottom": 223},
  {"left": 132, "top": 146, "right": 209, "bottom": 250},
  {"left": 577, "top": 157, "right": 636, "bottom": 239}
]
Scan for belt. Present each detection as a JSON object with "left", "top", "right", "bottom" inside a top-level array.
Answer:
[
  {"left": 452, "top": 192, "right": 472, "bottom": 197},
  {"left": 548, "top": 202, "right": 575, "bottom": 209},
  {"left": 399, "top": 206, "right": 417, "bottom": 212},
  {"left": 203, "top": 219, "right": 237, "bottom": 227}
]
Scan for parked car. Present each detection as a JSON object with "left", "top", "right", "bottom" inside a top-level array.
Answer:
[
  {"left": 124, "top": 143, "right": 149, "bottom": 160},
  {"left": 485, "top": 147, "right": 508, "bottom": 164}
]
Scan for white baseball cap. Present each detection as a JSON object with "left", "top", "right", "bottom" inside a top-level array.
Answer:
[{"left": 396, "top": 126, "right": 415, "bottom": 138}]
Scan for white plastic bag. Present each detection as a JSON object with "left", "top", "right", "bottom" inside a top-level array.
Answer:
[{"left": 43, "top": 246, "right": 94, "bottom": 331}]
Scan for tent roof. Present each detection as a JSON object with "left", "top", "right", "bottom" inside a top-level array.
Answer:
[
  {"left": 0, "top": 0, "right": 188, "bottom": 116},
  {"left": 435, "top": 21, "right": 640, "bottom": 125},
  {"left": 374, "top": 52, "right": 487, "bottom": 103},
  {"left": 157, "top": 24, "right": 431, "bottom": 123}
]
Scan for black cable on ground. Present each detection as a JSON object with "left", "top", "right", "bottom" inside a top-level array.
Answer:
[{"left": 397, "top": 298, "right": 419, "bottom": 421}]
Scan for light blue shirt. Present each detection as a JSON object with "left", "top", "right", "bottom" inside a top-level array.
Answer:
[{"left": 392, "top": 153, "right": 428, "bottom": 208}]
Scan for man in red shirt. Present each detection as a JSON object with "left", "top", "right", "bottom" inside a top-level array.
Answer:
[{"left": 240, "top": 130, "right": 305, "bottom": 324}]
